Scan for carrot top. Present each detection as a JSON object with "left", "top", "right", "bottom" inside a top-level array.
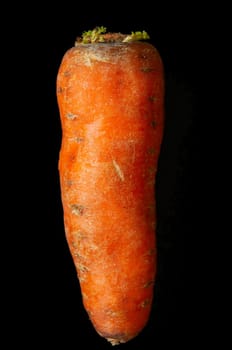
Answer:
[{"left": 75, "top": 26, "right": 150, "bottom": 45}]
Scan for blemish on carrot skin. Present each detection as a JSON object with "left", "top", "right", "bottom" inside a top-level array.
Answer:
[
  {"left": 151, "top": 120, "right": 156, "bottom": 128},
  {"left": 147, "top": 248, "right": 156, "bottom": 255},
  {"left": 74, "top": 230, "right": 87, "bottom": 240},
  {"left": 143, "top": 280, "right": 154, "bottom": 288},
  {"left": 66, "top": 112, "right": 78, "bottom": 120},
  {"left": 112, "top": 159, "right": 124, "bottom": 181},
  {"left": 147, "top": 204, "right": 156, "bottom": 212},
  {"left": 57, "top": 86, "right": 63, "bottom": 93},
  {"left": 139, "top": 53, "right": 148, "bottom": 59},
  {"left": 84, "top": 52, "right": 112, "bottom": 64},
  {"left": 70, "top": 239, "right": 78, "bottom": 249},
  {"left": 143, "top": 248, "right": 156, "bottom": 259},
  {"left": 70, "top": 204, "right": 85, "bottom": 216},
  {"left": 63, "top": 70, "right": 71, "bottom": 77},
  {"left": 67, "top": 136, "right": 84, "bottom": 143},
  {"left": 149, "top": 95, "right": 156, "bottom": 102},
  {"left": 105, "top": 309, "right": 124, "bottom": 317},
  {"left": 69, "top": 154, "right": 76, "bottom": 162},
  {"left": 140, "top": 299, "right": 151, "bottom": 308},
  {"left": 75, "top": 137, "right": 84, "bottom": 143},
  {"left": 148, "top": 166, "right": 156, "bottom": 175},
  {"left": 143, "top": 248, "right": 156, "bottom": 264},
  {"left": 65, "top": 179, "right": 73, "bottom": 187},
  {"left": 146, "top": 179, "right": 155, "bottom": 188},
  {"left": 77, "top": 263, "right": 89, "bottom": 272},
  {"left": 141, "top": 67, "right": 154, "bottom": 73},
  {"left": 151, "top": 221, "right": 157, "bottom": 230},
  {"left": 73, "top": 251, "right": 84, "bottom": 259},
  {"left": 147, "top": 147, "right": 156, "bottom": 155}
]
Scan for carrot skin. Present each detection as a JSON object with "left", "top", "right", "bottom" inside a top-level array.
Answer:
[{"left": 57, "top": 40, "right": 165, "bottom": 345}]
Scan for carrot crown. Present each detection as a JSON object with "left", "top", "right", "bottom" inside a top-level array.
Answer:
[{"left": 75, "top": 26, "right": 150, "bottom": 45}]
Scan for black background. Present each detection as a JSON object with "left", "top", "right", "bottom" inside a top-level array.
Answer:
[{"left": 7, "top": 3, "right": 203, "bottom": 349}]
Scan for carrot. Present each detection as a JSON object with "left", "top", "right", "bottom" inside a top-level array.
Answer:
[{"left": 56, "top": 27, "right": 165, "bottom": 345}]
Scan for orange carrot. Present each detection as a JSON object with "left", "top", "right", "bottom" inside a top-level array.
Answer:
[{"left": 56, "top": 27, "right": 165, "bottom": 345}]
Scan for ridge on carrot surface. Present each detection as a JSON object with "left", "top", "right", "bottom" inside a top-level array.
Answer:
[{"left": 75, "top": 26, "right": 150, "bottom": 44}]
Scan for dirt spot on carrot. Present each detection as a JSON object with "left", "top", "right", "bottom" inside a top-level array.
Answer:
[
  {"left": 143, "top": 248, "right": 156, "bottom": 264},
  {"left": 57, "top": 86, "right": 63, "bottom": 94},
  {"left": 77, "top": 263, "right": 89, "bottom": 272},
  {"left": 66, "top": 112, "right": 78, "bottom": 120},
  {"left": 75, "top": 137, "right": 84, "bottom": 143},
  {"left": 146, "top": 248, "right": 156, "bottom": 256},
  {"left": 143, "top": 280, "right": 154, "bottom": 288},
  {"left": 70, "top": 204, "right": 85, "bottom": 216},
  {"left": 73, "top": 251, "right": 84, "bottom": 259},
  {"left": 63, "top": 70, "right": 71, "bottom": 77},
  {"left": 149, "top": 95, "right": 157, "bottom": 102},
  {"left": 140, "top": 299, "right": 151, "bottom": 308},
  {"left": 67, "top": 136, "right": 84, "bottom": 143},
  {"left": 151, "top": 120, "right": 156, "bottom": 128},
  {"left": 141, "top": 67, "right": 154, "bottom": 73},
  {"left": 73, "top": 230, "right": 87, "bottom": 240}
]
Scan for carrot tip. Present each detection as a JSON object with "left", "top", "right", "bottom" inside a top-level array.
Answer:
[{"left": 106, "top": 338, "right": 126, "bottom": 346}]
